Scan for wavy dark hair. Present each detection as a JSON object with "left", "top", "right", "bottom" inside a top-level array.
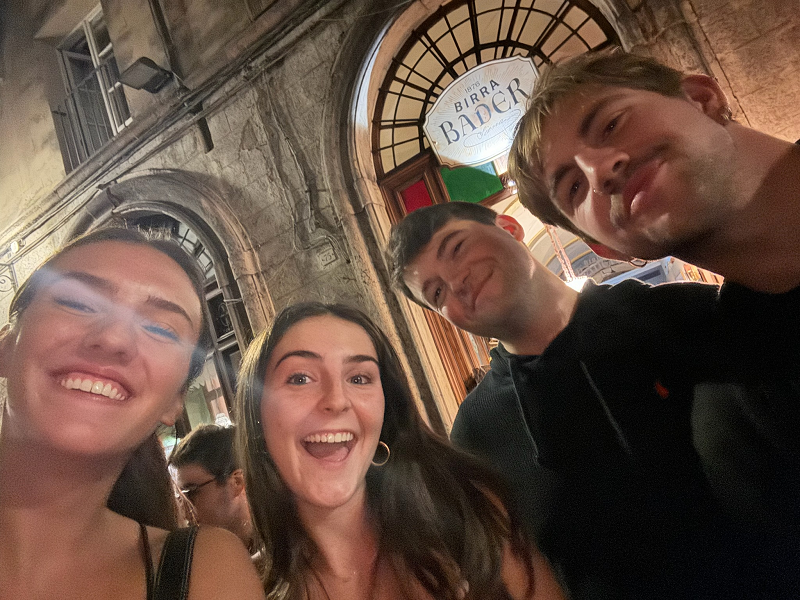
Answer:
[
  {"left": 387, "top": 202, "right": 498, "bottom": 307},
  {"left": 235, "top": 302, "right": 533, "bottom": 599},
  {"left": 170, "top": 423, "right": 239, "bottom": 481},
  {"left": 5, "top": 226, "right": 212, "bottom": 530}
]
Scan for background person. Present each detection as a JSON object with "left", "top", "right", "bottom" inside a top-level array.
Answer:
[
  {"left": 235, "top": 301, "right": 565, "bottom": 600},
  {"left": 388, "top": 201, "right": 743, "bottom": 600},
  {"left": 508, "top": 49, "right": 800, "bottom": 594},
  {"left": 171, "top": 423, "right": 257, "bottom": 555},
  {"left": 0, "top": 228, "right": 264, "bottom": 600}
]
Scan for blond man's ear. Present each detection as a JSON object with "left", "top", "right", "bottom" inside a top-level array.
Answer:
[{"left": 680, "top": 74, "right": 731, "bottom": 124}]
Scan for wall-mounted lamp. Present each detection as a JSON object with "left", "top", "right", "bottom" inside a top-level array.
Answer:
[
  {"left": 119, "top": 57, "right": 173, "bottom": 93},
  {"left": 1, "top": 239, "right": 24, "bottom": 259}
]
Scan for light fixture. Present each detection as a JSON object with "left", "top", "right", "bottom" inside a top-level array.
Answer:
[{"left": 119, "top": 57, "right": 173, "bottom": 93}]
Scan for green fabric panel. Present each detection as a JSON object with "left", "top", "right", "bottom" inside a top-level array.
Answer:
[{"left": 440, "top": 162, "right": 503, "bottom": 204}]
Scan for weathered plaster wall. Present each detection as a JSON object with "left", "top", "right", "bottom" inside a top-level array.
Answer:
[
  {"left": 101, "top": 0, "right": 170, "bottom": 120},
  {"left": 0, "top": 0, "right": 67, "bottom": 231},
  {"left": 682, "top": 0, "right": 800, "bottom": 141},
  {"left": 607, "top": 0, "right": 800, "bottom": 142},
  {"left": 2, "top": 0, "right": 798, "bottom": 425},
  {"left": 159, "top": 0, "right": 251, "bottom": 78}
]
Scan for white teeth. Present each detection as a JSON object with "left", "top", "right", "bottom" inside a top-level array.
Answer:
[
  {"left": 60, "top": 377, "right": 126, "bottom": 400},
  {"left": 303, "top": 432, "right": 354, "bottom": 443}
]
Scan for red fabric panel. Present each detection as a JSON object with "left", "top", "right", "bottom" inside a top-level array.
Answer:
[{"left": 401, "top": 179, "right": 433, "bottom": 213}]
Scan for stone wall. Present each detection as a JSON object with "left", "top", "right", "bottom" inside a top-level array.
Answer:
[
  {"left": 612, "top": 0, "right": 800, "bottom": 141},
  {"left": 2, "top": 0, "right": 799, "bottom": 426},
  {"left": 683, "top": 0, "right": 800, "bottom": 141},
  {"left": 0, "top": 0, "right": 68, "bottom": 231}
]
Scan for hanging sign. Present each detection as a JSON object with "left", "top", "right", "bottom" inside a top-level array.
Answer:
[{"left": 424, "top": 56, "right": 537, "bottom": 168}]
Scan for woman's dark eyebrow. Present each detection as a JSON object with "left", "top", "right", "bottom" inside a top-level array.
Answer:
[
  {"left": 55, "top": 271, "right": 196, "bottom": 328},
  {"left": 274, "top": 350, "right": 379, "bottom": 368},
  {"left": 345, "top": 355, "right": 379, "bottom": 366},
  {"left": 275, "top": 350, "right": 320, "bottom": 367},
  {"left": 144, "top": 295, "right": 196, "bottom": 328},
  {"left": 58, "top": 271, "right": 117, "bottom": 294}
]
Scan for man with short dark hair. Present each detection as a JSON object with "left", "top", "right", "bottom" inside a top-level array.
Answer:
[
  {"left": 509, "top": 49, "right": 800, "bottom": 593},
  {"left": 170, "top": 424, "right": 256, "bottom": 554},
  {"left": 388, "top": 202, "right": 743, "bottom": 599}
]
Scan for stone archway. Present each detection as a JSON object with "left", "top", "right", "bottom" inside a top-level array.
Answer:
[
  {"left": 66, "top": 168, "right": 274, "bottom": 332},
  {"left": 345, "top": 0, "right": 626, "bottom": 421}
]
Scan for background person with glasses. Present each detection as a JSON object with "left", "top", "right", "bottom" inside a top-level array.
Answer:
[{"left": 171, "top": 424, "right": 258, "bottom": 557}]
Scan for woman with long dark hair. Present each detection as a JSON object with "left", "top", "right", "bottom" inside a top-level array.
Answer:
[
  {"left": 236, "top": 302, "right": 564, "bottom": 600},
  {"left": 0, "top": 228, "right": 264, "bottom": 600}
]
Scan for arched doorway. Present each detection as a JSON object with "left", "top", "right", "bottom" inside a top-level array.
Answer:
[
  {"left": 63, "top": 170, "right": 267, "bottom": 440},
  {"left": 129, "top": 213, "right": 252, "bottom": 438},
  {"left": 365, "top": 0, "right": 620, "bottom": 404}
]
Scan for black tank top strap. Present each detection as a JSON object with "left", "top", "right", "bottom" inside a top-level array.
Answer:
[
  {"left": 153, "top": 526, "right": 198, "bottom": 600},
  {"left": 139, "top": 522, "right": 155, "bottom": 600}
]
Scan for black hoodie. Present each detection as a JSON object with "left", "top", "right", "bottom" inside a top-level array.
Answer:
[{"left": 451, "top": 279, "right": 745, "bottom": 599}]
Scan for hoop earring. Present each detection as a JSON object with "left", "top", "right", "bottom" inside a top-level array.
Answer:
[
  {"left": 371, "top": 441, "right": 390, "bottom": 467},
  {"left": 628, "top": 258, "right": 648, "bottom": 268}
]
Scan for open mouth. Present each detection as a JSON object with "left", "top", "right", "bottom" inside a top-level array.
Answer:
[
  {"left": 302, "top": 432, "right": 356, "bottom": 461},
  {"left": 60, "top": 374, "right": 128, "bottom": 401}
]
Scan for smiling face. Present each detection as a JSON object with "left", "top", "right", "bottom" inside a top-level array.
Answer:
[
  {"left": 260, "top": 315, "right": 385, "bottom": 514},
  {"left": 539, "top": 79, "right": 736, "bottom": 260},
  {"left": 402, "top": 215, "right": 538, "bottom": 340},
  {"left": 0, "top": 241, "right": 202, "bottom": 458}
]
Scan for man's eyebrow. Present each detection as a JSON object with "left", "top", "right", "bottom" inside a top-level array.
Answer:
[
  {"left": 436, "top": 230, "right": 460, "bottom": 260},
  {"left": 549, "top": 164, "right": 573, "bottom": 199},
  {"left": 547, "top": 96, "right": 616, "bottom": 198},
  {"left": 416, "top": 229, "right": 461, "bottom": 304},
  {"left": 578, "top": 96, "right": 614, "bottom": 139}
]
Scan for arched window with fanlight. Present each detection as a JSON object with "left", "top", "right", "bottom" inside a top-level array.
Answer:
[
  {"left": 132, "top": 214, "right": 252, "bottom": 438},
  {"left": 372, "top": 0, "right": 619, "bottom": 401}
]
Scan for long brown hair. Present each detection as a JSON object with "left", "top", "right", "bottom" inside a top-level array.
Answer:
[{"left": 236, "top": 302, "right": 533, "bottom": 599}]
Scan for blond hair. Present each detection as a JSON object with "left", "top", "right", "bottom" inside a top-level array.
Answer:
[{"left": 509, "top": 49, "right": 685, "bottom": 237}]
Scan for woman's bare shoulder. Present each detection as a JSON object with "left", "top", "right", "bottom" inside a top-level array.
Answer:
[
  {"left": 188, "top": 526, "right": 265, "bottom": 600},
  {"left": 502, "top": 543, "right": 566, "bottom": 600}
]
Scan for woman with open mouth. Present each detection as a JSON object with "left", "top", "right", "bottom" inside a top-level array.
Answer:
[
  {"left": 236, "top": 301, "right": 564, "bottom": 600},
  {"left": 0, "top": 228, "right": 264, "bottom": 600}
]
